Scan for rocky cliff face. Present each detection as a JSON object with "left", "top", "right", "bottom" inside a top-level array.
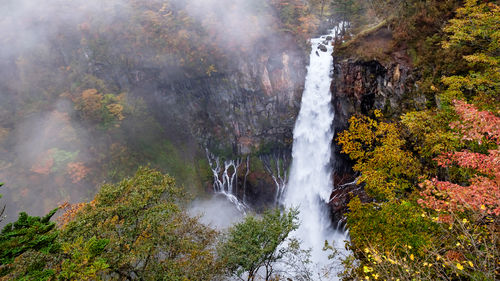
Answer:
[
  {"left": 132, "top": 36, "right": 307, "bottom": 157},
  {"left": 124, "top": 35, "right": 307, "bottom": 207},
  {"left": 329, "top": 58, "right": 424, "bottom": 223}
]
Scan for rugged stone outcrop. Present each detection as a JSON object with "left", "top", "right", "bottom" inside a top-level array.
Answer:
[
  {"left": 127, "top": 35, "right": 307, "bottom": 206},
  {"left": 141, "top": 35, "right": 307, "bottom": 157},
  {"left": 329, "top": 58, "right": 424, "bottom": 221}
]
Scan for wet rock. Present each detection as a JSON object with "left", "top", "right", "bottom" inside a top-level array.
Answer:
[
  {"left": 326, "top": 36, "right": 333, "bottom": 41},
  {"left": 329, "top": 179, "right": 371, "bottom": 227},
  {"left": 142, "top": 35, "right": 306, "bottom": 157},
  {"left": 329, "top": 58, "right": 424, "bottom": 223},
  {"left": 318, "top": 44, "right": 328, "bottom": 52}
]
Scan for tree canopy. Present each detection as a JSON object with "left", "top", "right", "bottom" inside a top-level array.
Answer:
[{"left": 219, "top": 208, "right": 299, "bottom": 281}]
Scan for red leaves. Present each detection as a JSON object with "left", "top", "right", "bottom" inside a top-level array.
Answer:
[
  {"left": 436, "top": 149, "right": 499, "bottom": 176},
  {"left": 419, "top": 101, "right": 500, "bottom": 216},
  {"left": 418, "top": 177, "right": 499, "bottom": 216},
  {"left": 30, "top": 150, "right": 54, "bottom": 175},
  {"left": 67, "top": 162, "right": 90, "bottom": 183},
  {"left": 450, "top": 100, "right": 500, "bottom": 145}
]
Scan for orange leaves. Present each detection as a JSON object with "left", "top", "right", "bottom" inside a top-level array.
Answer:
[
  {"left": 74, "top": 89, "right": 104, "bottom": 122},
  {"left": 73, "top": 88, "right": 128, "bottom": 126},
  {"left": 58, "top": 202, "right": 88, "bottom": 228},
  {"left": 67, "top": 162, "right": 90, "bottom": 183},
  {"left": 419, "top": 101, "right": 500, "bottom": 216},
  {"left": 31, "top": 150, "right": 55, "bottom": 175}
]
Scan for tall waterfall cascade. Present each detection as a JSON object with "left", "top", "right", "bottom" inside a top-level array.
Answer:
[
  {"left": 284, "top": 30, "right": 348, "bottom": 276},
  {"left": 206, "top": 29, "right": 348, "bottom": 279}
]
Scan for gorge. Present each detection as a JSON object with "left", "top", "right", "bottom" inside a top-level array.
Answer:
[{"left": 1, "top": 0, "right": 497, "bottom": 280}]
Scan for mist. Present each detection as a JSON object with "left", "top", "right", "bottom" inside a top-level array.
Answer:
[
  {"left": 0, "top": 0, "right": 301, "bottom": 225},
  {"left": 189, "top": 195, "right": 245, "bottom": 229}
]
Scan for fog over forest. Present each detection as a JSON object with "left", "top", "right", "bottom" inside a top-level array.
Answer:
[{"left": 0, "top": 0, "right": 498, "bottom": 280}]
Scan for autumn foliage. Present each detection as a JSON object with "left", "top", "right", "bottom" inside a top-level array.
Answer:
[
  {"left": 338, "top": 1, "right": 499, "bottom": 279},
  {"left": 419, "top": 100, "right": 500, "bottom": 216}
]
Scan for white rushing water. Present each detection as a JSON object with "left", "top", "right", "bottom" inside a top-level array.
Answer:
[
  {"left": 284, "top": 30, "right": 347, "bottom": 278},
  {"left": 206, "top": 150, "right": 248, "bottom": 213}
]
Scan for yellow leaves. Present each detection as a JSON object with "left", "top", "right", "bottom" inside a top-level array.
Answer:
[
  {"left": 456, "top": 263, "right": 464, "bottom": 270},
  {"left": 363, "top": 266, "right": 374, "bottom": 273},
  {"left": 480, "top": 204, "right": 486, "bottom": 210},
  {"left": 337, "top": 114, "right": 421, "bottom": 200},
  {"left": 468, "top": 261, "right": 474, "bottom": 267},
  {"left": 107, "top": 103, "right": 125, "bottom": 121},
  {"left": 74, "top": 89, "right": 128, "bottom": 126},
  {"left": 109, "top": 215, "right": 119, "bottom": 224},
  {"left": 205, "top": 64, "right": 217, "bottom": 77},
  {"left": 410, "top": 254, "right": 414, "bottom": 261}
]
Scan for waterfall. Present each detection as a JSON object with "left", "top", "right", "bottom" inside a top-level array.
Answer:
[
  {"left": 206, "top": 150, "right": 247, "bottom": 212},
  {"left": 260, "top": 151, "right": 290, "bottom": 205},
  {"left": 284, "top": 30, "right": 347, "bottom": 277}
]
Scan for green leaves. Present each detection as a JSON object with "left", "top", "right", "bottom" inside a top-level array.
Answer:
[
  {"left": 219, "top": 208, "right": 299, "bottom": 280},
  {"left": 60, "top": 167, "right": 221, "bottom": 280},
  {"left": 441, "top": 0, "right": 500, "bottom": 110},
  {"left": 58, "top": 236, "right": 109, "bottom": 280},
  {"left": 0, "top": 209, "right": 59, "bottom": 265}
]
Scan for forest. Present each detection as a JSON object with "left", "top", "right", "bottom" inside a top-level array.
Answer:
[{"left": 0, "top": 0, "right": 499, "bottom": 280}]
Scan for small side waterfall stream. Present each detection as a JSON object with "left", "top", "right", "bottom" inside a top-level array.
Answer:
[
  {"left": 206, "top": 150, "right": 248, "bottom": 212},
  {"left": 284, "top": 30, "right": 347, "bottom": 277}
]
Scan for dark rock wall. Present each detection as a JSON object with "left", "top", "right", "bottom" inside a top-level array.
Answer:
[
  {"left": 136, "top": 37, "right": 307, "bottom": 157},
  {"left": 123, "top": 36, "right": 307, "bottom": 207},
  {"left": 329, "top": 58, "right": 424, "bottom": 223}
]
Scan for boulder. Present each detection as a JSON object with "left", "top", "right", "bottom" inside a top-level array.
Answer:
[{"left": 318, "top": 44, "right": 327, "bottom": 52}]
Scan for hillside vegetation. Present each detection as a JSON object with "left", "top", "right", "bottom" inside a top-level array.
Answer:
[{"left": 334, "top": 0, "right": 499, "bottom": 280}]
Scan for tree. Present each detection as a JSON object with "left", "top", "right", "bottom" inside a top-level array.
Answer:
[
  {"left": 440, "top": 0, "right": 500, "bottom": 110},
  {"left": 219, "top": 208, "right": 299, "bottom": 281},
  {"left": 419, "top": 100, "right": 500, "bottom": 216},
  {"left": 329, "top": 0, "right": 366, "bottom": 26},
  {"left": 57, "top": 236, "right": 109, "bottom": 281},
  {"left": 337, "top": 111, "right": 422, "bottom": 200},
  {"left": 0, "top": 209, "right": 59, "bottom": 266},
  {"left": 60, "top": 167, "right": 222, "bottom": 280}
]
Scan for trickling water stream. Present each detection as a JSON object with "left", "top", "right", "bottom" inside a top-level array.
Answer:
[
  {"left": 206, "top": 150, "right": 248, "bottom": 212},
  {"left": 284, "top": 30, "right": 347, "bottom": 277}
]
